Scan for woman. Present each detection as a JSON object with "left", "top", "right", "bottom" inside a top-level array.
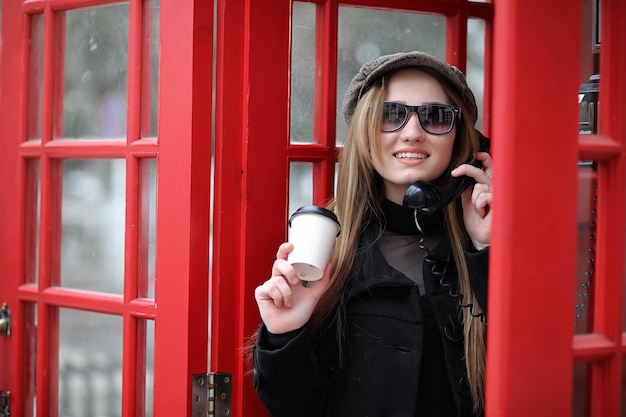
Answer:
[{"left": 253, "top": 51, "right": 493, "bottom": 417}]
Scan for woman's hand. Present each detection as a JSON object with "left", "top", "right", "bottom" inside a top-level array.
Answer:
[
  {"left": 451, "top": 151, "right": 493, "bottom": 250},
  {"left": 254, "top": 242, "right": 331, "bottom": 334}
]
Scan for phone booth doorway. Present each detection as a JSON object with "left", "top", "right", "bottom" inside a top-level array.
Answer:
[{"left": 0, "top": 0, "right": 625, "bottom": 416}]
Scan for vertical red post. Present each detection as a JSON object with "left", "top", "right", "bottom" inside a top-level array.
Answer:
[
  {"left": 487, "top": 1, "right": 581, "bottom": 416},
  {"left": 0, "top": 0, "right": 26, "bottom": 415},
  {"left": 153, "top": 0, "right": 213, "bottom": 414},
  {"left": 212, "top": 0, "right": 290, "bottom": 415}
]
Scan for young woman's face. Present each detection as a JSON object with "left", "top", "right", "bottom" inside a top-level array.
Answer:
[{"left": 371, "top": 69, "right": 456, "bottom": 205}]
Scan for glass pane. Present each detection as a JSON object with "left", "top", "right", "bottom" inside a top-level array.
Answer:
[
  {"left": 28, "top": 14, "right": 45, "bottom": 141},
  {"left": 138, "top": 159, "right": 156, "bottom": 299},
  {"left": 59, "top": 309, "right": 122, "bottom": 417},
  {"left": 577, "top": 0, "right": 600, "bottom": 335},
  {"left": 25, "top": 159, "right": 41, "bottom": 285},
  {"left": 572, "top": 362, "right": 590, "bottom": 417},
  {"left": 579, "top": 73, "right": 599, "bottom": 135},
  {"left": 23, "top": 303, "right": 37, "bottom": 417},
  {"left": 579, "top": 0, "right": 599, "bottom": 134},
  {"left": 61, "top": 159, "right": 126, "bottom": 294},
  {"left": 289, "top": 162, "right": 313, "bottom": 219},
  {"left": 574, "top": 162, "right": 597, "bottom": 334},
  {"left": 137, "top": 319, "right": 155, "bottom": 417},
  {"left": 60, "top": 4, "right": 129, "bottom": 139},
  {"left": 467, "top": 18, "right": 485, "bottom": 131},
  {"left": 141, "top": 0, "right": 160, "bottom": 139},
  {"left": 336, "top": 7, "right": 446, "bottom": 145},
  {"left": 290, "top": 2, "right": 316, "bottom": 144},
  {"left": 580, "top": 0, "right": 600, "bottom": 81}
]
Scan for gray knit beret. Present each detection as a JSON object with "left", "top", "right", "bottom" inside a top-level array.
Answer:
[{"left": 342, "top": 51, "right": 477, "bottom": 125}]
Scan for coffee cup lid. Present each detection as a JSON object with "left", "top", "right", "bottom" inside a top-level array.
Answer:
[{"left": 288, "top": 205, "right": 341, "bottom": 236}]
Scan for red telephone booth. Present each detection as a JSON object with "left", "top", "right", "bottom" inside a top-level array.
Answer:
[{"left": 0, "top": 0, "right": 624, "bottom": 416}]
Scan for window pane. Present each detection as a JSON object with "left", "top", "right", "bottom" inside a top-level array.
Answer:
[
  {"left": 336, "top": 8, "right": 446, "bottom": 144},
  {"left": 138, "top": 159, "right": 156, "bottom": 299},
  {"left": 579, "top": 0, "right": 599, "bottom": 135},
  {"left": 141, "top": 0, "right": 160, "bottom": 139},
  {"left": 467, "top": 18, "right": 485, "bottom": 131},
  {"left": 59, "top": 309, "right": 122, "bottom": 417},
  {"left": 25, "top": 159, "right": 41, "bottom": 285},
  {"left": 574, "top": 161, "right": 597, "bottom": 334},
  {"left": 137, "top": 319, "right": 155, "bottom": 417},
  {"left": 289, "top": 162, "right": 313, "bottom": 220},
  {"left": 60, "top": 4, "right": 129, "bottom": 139},
  {"left": 290, "top": 1, "right": 316, "bottom": 144},
  {"left": 23, "top": 303, "right": 37, "bottom": 417},
  {"left": 61, "top": 159, "right": 126, "bottom": 294},
  {"left": 28, "top": 14, "right": 44, "bottom": 141}
]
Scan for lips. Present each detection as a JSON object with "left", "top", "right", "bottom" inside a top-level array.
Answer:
[{"left": 394, "top": 152, "right": 428, "bottom": 160}]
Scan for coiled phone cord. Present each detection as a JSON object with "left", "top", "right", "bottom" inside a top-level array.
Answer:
[
  {"left": 574, "top": 161, "right": 597, "bottom": 327},
  {"left": 413, "top": 211, "right": 487, "bottom": 326}
]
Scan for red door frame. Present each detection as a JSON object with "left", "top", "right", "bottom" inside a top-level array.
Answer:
[
  {"left": 211, "top": 1, "right": 291, "bottom": 415},
  {"left": 211, "top": 1, "right": 494, "bottom": 415},
  {"left": 0, "top": 0, "right": 25, "bottom": 413},
  {"left": 153, "top": 0, "right": 213, "bottom": 414},
  {"left": 0, "top": 0, "right": 213, "bottom": 416},
  {"left": 573, "top": 0, "right": 626, "bottom": 415},
  {"left": 487, "top": 1, "right": 581, "bottom": 414},
  {"left": 487, "top": 1, "right": 626, "bottom": 416}
]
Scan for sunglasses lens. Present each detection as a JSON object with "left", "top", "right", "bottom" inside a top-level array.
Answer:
[
  {"left": 381, "top": 102, "right": 458, "bottom": 134},
  {"left": 419, "top": 104, "right": 456, "bottom": 134},
  {"left": 382, "top": 102, "right": 408, "bottom": 132}
]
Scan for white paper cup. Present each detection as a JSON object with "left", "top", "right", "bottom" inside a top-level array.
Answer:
[{"left": 287, "top": 206, "right": 341, "bottom": 282}]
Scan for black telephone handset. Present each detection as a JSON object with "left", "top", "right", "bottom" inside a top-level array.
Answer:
[{"left": 403, "top": 131, "right": 491, "bottom": 218}]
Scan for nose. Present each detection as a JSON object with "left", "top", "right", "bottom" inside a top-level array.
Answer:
[{"left": 400, "top": 112, "right": 425, "bottom": 142}]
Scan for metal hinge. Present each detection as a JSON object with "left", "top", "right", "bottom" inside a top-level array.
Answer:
[
  {"left": 0, "top": 390, "right": 10, "bottom": 417},
  {"left": 0, "top": 303, "right": 10, "bottom": 337},
  {"left": 191, "top": 373, "right": 231, "bottom": 416}
]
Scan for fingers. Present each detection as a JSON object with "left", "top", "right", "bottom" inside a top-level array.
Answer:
[
  {"left": 471, "top": 183, "right": 492, "bottom": 217},
  {"left": 276, "top": 242, "right": 294, "bottom": 260},
  {"left": 457, "top": 153, "right": 493, "bottom": 248},
  {"left": 271, "top": 258, "right": 300, "bottom": 285},
  {"left": 452, "top": 152, "right": 493, "bottom": 201},
  {"left": 475, "top": 151, "right": 493, "bottom": 182},
  {"left": 255, "top": 275, "right": 297, "bottom": 308},
  {"left": 451, "top": 163, "right": 490, "bottom": 185},
  {"left": 257, "top": 261, "right": 332, "bottom": 306},
  {"left": 256, "top": 242, "right": 299, "bottom": 309},
  {"left": 475, "top": 150, "right": 492, "bottom": 167},
  {"left": 272, "top": 242, "right": 299, "bottom": 284}
]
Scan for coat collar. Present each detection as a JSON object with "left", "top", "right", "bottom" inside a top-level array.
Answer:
[{"left": 347, "top": 225, "right": 452, "bottom": 296}]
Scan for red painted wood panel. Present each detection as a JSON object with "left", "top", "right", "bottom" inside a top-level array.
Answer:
[{"left": 487, "top": 1, "right": 581, "bottom": 416}]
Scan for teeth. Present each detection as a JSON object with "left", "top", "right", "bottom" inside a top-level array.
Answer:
[{"left": 395, "top": 152, "right": 427, "bottom": 159}]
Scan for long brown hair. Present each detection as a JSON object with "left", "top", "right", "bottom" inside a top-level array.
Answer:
[{"left": 312, "top": 71, "right": 487, "bottom": 413}]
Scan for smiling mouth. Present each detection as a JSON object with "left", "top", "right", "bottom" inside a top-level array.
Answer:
[{"left": 394, "top": 152, "right": 428, "bottom": 160}]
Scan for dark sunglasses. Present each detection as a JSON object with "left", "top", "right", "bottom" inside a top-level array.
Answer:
[{"left": 381, "top": 101, "right": 461, "bottom": 135}]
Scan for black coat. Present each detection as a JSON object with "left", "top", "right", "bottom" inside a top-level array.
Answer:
[{"left": 253, "top": 227, "right": 489, "bottom": 417}]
